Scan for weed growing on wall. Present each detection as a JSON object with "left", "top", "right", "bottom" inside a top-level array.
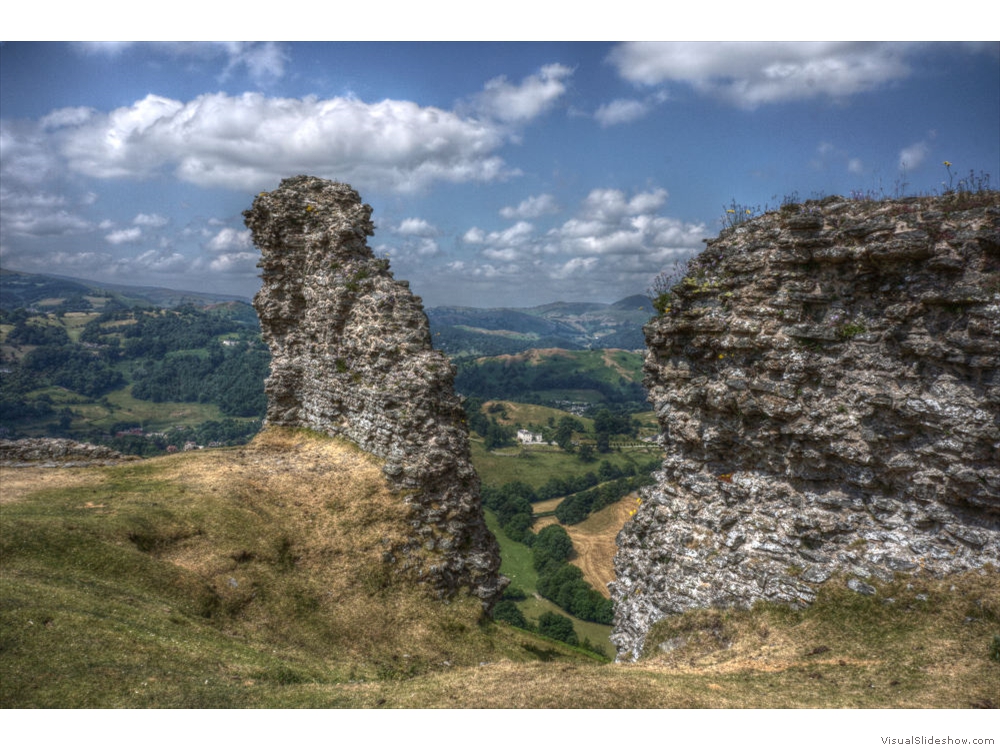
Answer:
[
  {"left": 648, "top": 258, "right": 689, "bottom": 315},
  {"left": 721, "top": 200, "right": 759, "bottom": 230}
]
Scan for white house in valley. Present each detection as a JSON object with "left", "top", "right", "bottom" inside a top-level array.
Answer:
[{"left": 517, "top": 429, "right": 548, "bottom": 445}]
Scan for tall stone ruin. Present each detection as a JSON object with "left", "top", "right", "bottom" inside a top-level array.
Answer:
[
  {"left": 245, "top": 175, "right": 504, "bottom": 609},
  {"left": 613, "top": 193, "right": 1000, "bottom": 659}
]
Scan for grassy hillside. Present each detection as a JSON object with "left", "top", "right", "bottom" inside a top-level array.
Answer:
[
  {"left": 483, "top": 509, "right": 614, "bottom": 654},
  {"left": 0, "top": 428, "right": 599, "bottom": 708},
  {"left": 455, "top": 348, "right": 649, "bottom": 410},
  {"left": 2, "top": 430, "right": 998, "bottom": 708},
  {"left": 470, "top": 439, "right": 652, "bottom": 489}
]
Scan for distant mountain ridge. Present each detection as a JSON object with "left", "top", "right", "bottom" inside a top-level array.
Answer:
[
  {"left": 0, "top": 268, "right": 251, "bottom": 310},
  {"left": 2, "top": 268, "right": 654, "bottom": 356},
  {"left": 426, "top": 296, "right": 655, "bottom": 356}
]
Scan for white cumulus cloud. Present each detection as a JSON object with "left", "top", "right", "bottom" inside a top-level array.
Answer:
[
  {"left": 594, "top": 98, "right": 651, "bottom": 127},
  {"left": 133, "top": 213, "right": 169, "bottom": 227},
  {"left": 608, "top": 42, "right": 913, "bottom": 109},
  {"left": 500, "top": 193, "right": 559, "bottom": 219},
  {"left": 105, "top": 227, "right": 142, "bottom": 244},
  {"left": 448, "top": 185, "right": 705, "bottom": 304},
  {"left": 395, "top": 217, "right": 439, "bottom": 236},
  {"left": 206, "top": 227, "right": 252, "bottom": 253},
  {"left": 898, "top": 141, "right": 930, "bottom": 171},
  {"left": 207, "top": 252, "right": 258, "bottom": 273},
  {"left": 45, "top": 91, "right": 514, "bottom": 193},
  {"left": 473, "top": 63, "right": 573, "bottom": 123}
]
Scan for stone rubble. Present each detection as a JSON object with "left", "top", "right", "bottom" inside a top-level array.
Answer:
[
  {"left": 245, "top": 176, "right": 505, "bottom": 609},
  {"left": 0, "top": 438, "right": 138, "bottom": 467},
  {"left": 612, "top": 193, "right": 1000, "bottom": 659}
]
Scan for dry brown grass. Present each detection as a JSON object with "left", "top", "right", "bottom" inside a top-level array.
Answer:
[
  {"left": 0, "top": 466, "right": 105, "bottom": 504},
  {"left": 532, "top": 497, "right": 563, "bottom": 514},
  {"left": 134, "top": 429, "right": 507, "bottom": 670},
  {"left": 3, "top": 429, "right": 997, "bottom": 708},
  {"left": 2, "top": 428, "right": 603, "bottom": 708}
]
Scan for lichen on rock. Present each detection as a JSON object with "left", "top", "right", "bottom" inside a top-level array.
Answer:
[
  {"left": 612, "top": 193, "right": 1000, "bottom": 660},
  {"left": 245, "top": 175, "right": 504, "bottom": 609}
]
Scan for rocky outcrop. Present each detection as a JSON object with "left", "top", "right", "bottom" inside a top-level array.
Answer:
[
  {"left": 0, "top": 438, "right": 137, "bottom": 467},
  {"left": 245, "top": 176, "right": 504, "bottom": 609},
  {"left": 612, "top": 193, "right": 1000, "bottom": 659}
]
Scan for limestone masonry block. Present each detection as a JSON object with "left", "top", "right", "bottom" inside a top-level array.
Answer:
[
  {"left": 612, "top": 193, "right": 1000, "bottom": 660},
  {"left": 245, "top": 176, "right": 504, "bottom": 609}
]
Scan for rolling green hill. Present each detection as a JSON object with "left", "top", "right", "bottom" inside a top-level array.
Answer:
[
  {"left": 0, "top": 268, "right": 251, "bottom": 310},
  {"left": 455, "top": 348, "right": 648, "bottom": 410}
]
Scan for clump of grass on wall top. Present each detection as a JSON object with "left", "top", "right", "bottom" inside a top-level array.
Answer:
[{"left": 648, "top": 258, "right": 689, "bottom": 316}]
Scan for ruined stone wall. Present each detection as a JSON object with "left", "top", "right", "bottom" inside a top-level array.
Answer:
[
  {"left": 612, "top": 193, "right": 1000, "bottom": 659},
  {"left": 245, "top": 176, "right": 504, "bottom": 608},
  {"left": 0, "top": 438, "right": 137, "bottom": 467}
]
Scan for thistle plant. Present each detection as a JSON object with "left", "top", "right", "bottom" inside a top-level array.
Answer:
[
  {"left": 941, "top": 162, "right": 993, "bottom": 197},
  {"left": 943, "top": 161, "right": 955, "bottom": 193},
  {"left": 721, "top": 200, "right": 759, "bottom": 230}
]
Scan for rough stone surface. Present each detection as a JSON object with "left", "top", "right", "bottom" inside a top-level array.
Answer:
[
  {"left": 612, "top": 193, "right": 1000, "bottom": 659},
  {"left": 245, "top": 176, "right": 504, "bottom": 609},
  {"left": 0, "top": 438, "right": 137, "bottom": 467}
]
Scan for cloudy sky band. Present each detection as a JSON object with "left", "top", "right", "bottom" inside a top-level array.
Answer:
[{"left": 1, "top": 41, "right": 997, "bottom": 306}]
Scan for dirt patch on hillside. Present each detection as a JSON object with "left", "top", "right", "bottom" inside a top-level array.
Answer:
[
  {"left": 532, "top": 497, "right": 563, "bottom": 514},
  {"left": 601, "top": 349, "right": 634, "bottom": 380},
  {"left": 532, "top": 494, "right": 640, "bottom": 596},
  {"left": 476, "top": 348, "right": 570, "bottom": 366}
]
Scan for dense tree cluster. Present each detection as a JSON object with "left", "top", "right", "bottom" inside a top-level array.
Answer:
[
  {"left": 5, "top": 320, "right": 72, "bottom": 347},
  {"left": 120, "top": 306, "right": 247, "bottom": 358},
  {"left": 482, "top": 481, "right": 537, "bottom": 543},
  {"left": 130, "top": 343, "right": 269, "bottom": 418},
  {"left": 554, "top": 468, "right": 657, "bottom": 525},
  {"left": 590, "top": 407, "right": 640, "bottom": 450},
  {"left": 537, "top": 612, "right": 577, "bottom": 645},
  {"left": 532, "top": 525, "right": 613, "bottom": 625},
  {"left": 485, "top": 457, "right": 658, "bottom": 524},
  {"left": 482, "top": 479, "right": 616, "bottom": 625},
  {"left": 463, "top": 397, "right": 517, "bottom": 449},
  {"left": 491, "top": 601, "right": 528, "bottom": 629},
  {"left": 21, "top": 345, "right": 126, "bottom": 398}
]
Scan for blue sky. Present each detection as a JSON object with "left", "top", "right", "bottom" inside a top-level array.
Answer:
[{"left": 1, "top": 41, "right": 998, "bottom": 307}]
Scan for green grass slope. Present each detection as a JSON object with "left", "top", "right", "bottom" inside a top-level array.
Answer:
[
  {"left": 0, "top": 429, "right": 595, "bottom": 708},
  {"left": 2, "top": 429, "right": 997, "bottom": 708}
]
